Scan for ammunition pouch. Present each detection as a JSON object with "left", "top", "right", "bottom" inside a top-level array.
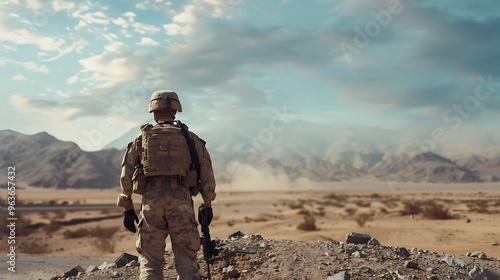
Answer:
[
  {"left": 132, "top": 165, "right": 147, "bottom": 195},
  {"left": 182, "top": 169, "right": 201, "bottom": 196}
]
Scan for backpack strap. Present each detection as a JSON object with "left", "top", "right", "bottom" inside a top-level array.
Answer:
[{"left": 177, "top": 120, "right": 201, "bottom": 186}]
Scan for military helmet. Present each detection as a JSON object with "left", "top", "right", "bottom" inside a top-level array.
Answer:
[{"left": 148, "top": 90, "right": 182, "bottom": 113}]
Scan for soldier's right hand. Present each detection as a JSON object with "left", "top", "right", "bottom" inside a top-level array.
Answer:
[{"left": 123, "top": 209, "right": 139, "bottom": 233}]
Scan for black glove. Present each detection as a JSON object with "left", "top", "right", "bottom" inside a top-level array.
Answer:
[
  {"left": 123, "top": 209, "right": 139, "bottom": 233},
  {"left": 198, "top": 206, "right": 214, "bottom": 225}
]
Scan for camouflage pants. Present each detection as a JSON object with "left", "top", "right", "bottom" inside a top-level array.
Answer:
[{"left": 136, "top": 178, "right": 200, "bottom": 280}]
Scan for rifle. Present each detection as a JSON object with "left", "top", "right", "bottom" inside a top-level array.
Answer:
[{"left": 198, "top": 204, "right": 219, "bottom": 280}]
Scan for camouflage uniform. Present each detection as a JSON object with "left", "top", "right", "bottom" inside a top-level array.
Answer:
[{"left": 118, "top": 120, "right": 216, "bottom": 280}]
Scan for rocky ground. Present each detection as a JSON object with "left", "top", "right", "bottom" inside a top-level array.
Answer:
[{"left": 50, "top": 232, "right": 500, "bottom": 280}]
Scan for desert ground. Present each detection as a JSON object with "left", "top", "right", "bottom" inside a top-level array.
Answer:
[{"left": 1, "top": 181, "right": 500, "bottom": 279}]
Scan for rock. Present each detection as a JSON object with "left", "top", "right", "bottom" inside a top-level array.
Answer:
[
  {"left": 441, "top": 256, "right": 465, "bottom": 268},
  {"left": 126, "top": 260, "right": 140, "bottom": 267},
  {"left": 106, "top": 263, "right": 117, "bottom": 269},
  {"left": 367, "top": 238, "right": 381, "bottom": 246},
  {"left": 63, "top": 265, "right": 85, "bottom": 277},
  {"left": 112, "top": 271, "right": 121, "bottom": 278},
  {"left": 115, "top": 252, "right": 139, "bottom": 268},
  {"left": 223, "top": 265, "right": 240, "bottom": 278},
  {"left": 346, "top": 232, "right": 372, "bottom": 244},
  {"left": 228, "top": 231, "right": 246, "bottom": 240},
  {"left": 427, "top": 276, "right": 439, "bottom": 280},
  {"left": 351, "top": 251, "right": 362, "bottom": 258},
  {"left": 427, "top": 267, "right": 436, "bottom": 273},
  {"left": 394, "top": 270, "right": 413, "bottom": 280},
  {"left": 492, "top": 242, "right": 498, "bottom": 246},
  {"left": 468, "top": 266, "right": 500, "bottom": 280},
  {"left": 86, "top": 265, "right": 99, "bottom": 273},
  {"left": 344, "top": 244, "right": 359, "bottom": 254},
  {"left": 98, "top": 262, "right": 109, "bottom": 270},
  {"left": 327, "top": 271, "right": 350, "bottom": 280},
  {"left": 394, "top": 247, "right": 410, "bottom": 258},
  {"left": 405, "top": 261, "right": 419, "bottom": 269}
]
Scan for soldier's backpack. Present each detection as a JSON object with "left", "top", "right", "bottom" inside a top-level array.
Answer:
[{"left": 141, "top": 123, "right": 190, "bottom": 177}]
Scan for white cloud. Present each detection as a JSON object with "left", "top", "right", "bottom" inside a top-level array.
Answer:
[
  {"left": 67, "top": 75, "right": 78, "bottom": 84},
  {"left": 78, "top": 53, "right": 139, "bottom": 84},
  {"left": 0, "top": 22, "right": 65, "bottom": 51},
  {"left": 173, "top": 5, "right": 196, "bottom": 24},
  {"left": 5, "top": 59, "right": 49, "bottom": 73},
  {"left": 79, "top": 11, "right": 110, "bottom": 25},
  {"left": 24, "top": 61, "right": 49, "bottom": 73},
  {"left": 122, "top": 12, "right": 136, "bottom": 18},
  {"left": 42, "top": 38, "right": 89, "bottom": 61},
  {"left": 136, "top": 37, "right": 160, "bottom": 46},
  {"left": 112, "top": 17, "right": 128, "bottom": 28},
  {"left": 52, "top": 0, "right": 76, "bottom": 12},
  {"left": 11, "top": 74, "right": 26, "bottom": 81},
  {"left": 163, "top": 23, "right": 193, "bottom": 35},
  {"left": 27, "top": 0, "right": 44, "bottom": 9},
  {"left": 132, "top": 22, "right": 161, "bottom": 34}
]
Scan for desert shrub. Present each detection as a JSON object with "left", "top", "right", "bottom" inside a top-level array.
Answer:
[
  {"left": 1, "top": 212, "right": 31, "bottom": 236},
  {"left": 354, "top": 212, "right": 372, "bottom": 227},
  {"left": 297, "top": 209, "right": 310, "bottom": 215},
  {"left": 53, "top": 211, "right": 67, "bottom": 220},
  {"left": 422, "top": 203, "right": 453, "bottom": 220},
  {"left": 252, "top": 214, "right": 270, "bottom": 222},
  {"left": 288, "top": 201, "right": 305, "bottom": 210},
  {"left": 45, "top": 221, "right": 62, "bottom": 233},
  {"left": 344, "top": 207, "right": 358, "bottom": 216},
  {"left": 63, "top": 226, "right": 119, "bottom": 239},
  {"left": 297, "top": 214, "right": 318, "bottom": 231},
  {"left": 324, "top": 193, "right": 338, "bottom": 200},
  {"left": 370, "top": 193, "right": 381, "bottom": 199},
  {"left": 64, "top": 228, "right": 90, "bottom": 238},
  {"left": 466, "top": 200, "right": 490, "bottom": 213},
  {"left": 401, "top": 200, "right": 422, "bottom": 215},
  {"left": 354, "top": 200, "right": 371, "bottom": 208},
  {"left": 381, "top": 198, "right": 399, "bottom": 209},
  {"left": 18, "top": 241, "right": 51, "bottom": 254},
  {"left": 379, "top": 207, "right": 388, "bottom": 214}
]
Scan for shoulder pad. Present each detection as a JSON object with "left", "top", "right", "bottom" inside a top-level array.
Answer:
[{"left": 140, "top": 123, "right": 153, "bottom": 130}]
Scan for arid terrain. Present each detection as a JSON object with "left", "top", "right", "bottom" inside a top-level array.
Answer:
[{"left": 1, "top": 184, "right": 500, "bottom": 279}]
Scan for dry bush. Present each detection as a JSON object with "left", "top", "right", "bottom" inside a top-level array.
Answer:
[
  {"left": 252, "top": 214, "right": 270, "bottom": 222},
  {"left": 370, "top": 193, "right": 381, "bottom": 199},
  {"left": 18, "top": 241, "right": 50, "bottom": 254},
  {"left": 354, "top": 212, "right": 372, "bottom": 227},
  {"left": 344, "top": 207, "right": 358, "bottom": 216},
  {"left": 297, "top": 214, "right": 318, "bottom": 231},
  {"left": 64, "top": 228, "right": 89, "bottom": 238},
  {"left": 297, "top": 209, "right": 310, "bottom": 215},
  {"left": 381, "top": 198, "right": 399, "bottom": 209},
  {"left": 324, "top": 193, "right": 339, "bottom": 200},
  {"left": 422, "top": 203, "right": 453, "bottom": 220},
  {"left": 53, "top": 211, "right": 67, "bottom": 220},
  {"left": 401, "top": 200, "right": 422, "bottom": 215},
  {"left": 45, "top": 221, "right": 62, "bottom": 233},
  {"left": 288, "top": 201, "right": 305, "bottom": 210},
  {"left": 319, "top": 200, "right": 345, "bottom": 208},
  {"left": 354, "top": 200, "right": 371, "bottom": 208},
  {"left": 466, "top": 200, "right": 490, "bottom": 214},
  {"left": 63, "top": 226, "right": 119, "bottom": 239},
  {"left": 379, "top": 207, "right": 388, "bottom": 214}
]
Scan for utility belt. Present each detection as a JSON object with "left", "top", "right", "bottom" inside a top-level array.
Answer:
[{"left": 132, "top": 165, "right": 199, "bottom": 196}]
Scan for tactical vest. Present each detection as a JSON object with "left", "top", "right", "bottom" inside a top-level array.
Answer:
[{"left": 140, "top": 123, "right": 190, "bottom": 177}]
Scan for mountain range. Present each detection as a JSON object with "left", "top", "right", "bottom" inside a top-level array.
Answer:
[{"left": 1, "top": 123, "right": 499, "bottom": 189}]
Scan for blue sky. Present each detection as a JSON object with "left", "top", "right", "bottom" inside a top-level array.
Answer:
[{"left": 1, "top": 0, "right": 500, "bottom": 152}]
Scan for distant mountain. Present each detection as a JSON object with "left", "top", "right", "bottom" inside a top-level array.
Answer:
[
  {"left": 2, "top": 125, "right": 499, "bottom": 190},
  {"left": 369, "top": 152, "right": 498, "bottom": 183},
  {"left": 0, "top": 130, "right": 123, "bottom": 189}
]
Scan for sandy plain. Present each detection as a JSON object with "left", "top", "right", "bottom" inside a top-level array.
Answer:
[{"left": 1, "top": 181, "right": 500, "bottom": 278}]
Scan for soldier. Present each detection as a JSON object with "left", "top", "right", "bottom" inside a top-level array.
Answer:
[{"left": 117, "top": 90, "right": 217, "bottom": 280}]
